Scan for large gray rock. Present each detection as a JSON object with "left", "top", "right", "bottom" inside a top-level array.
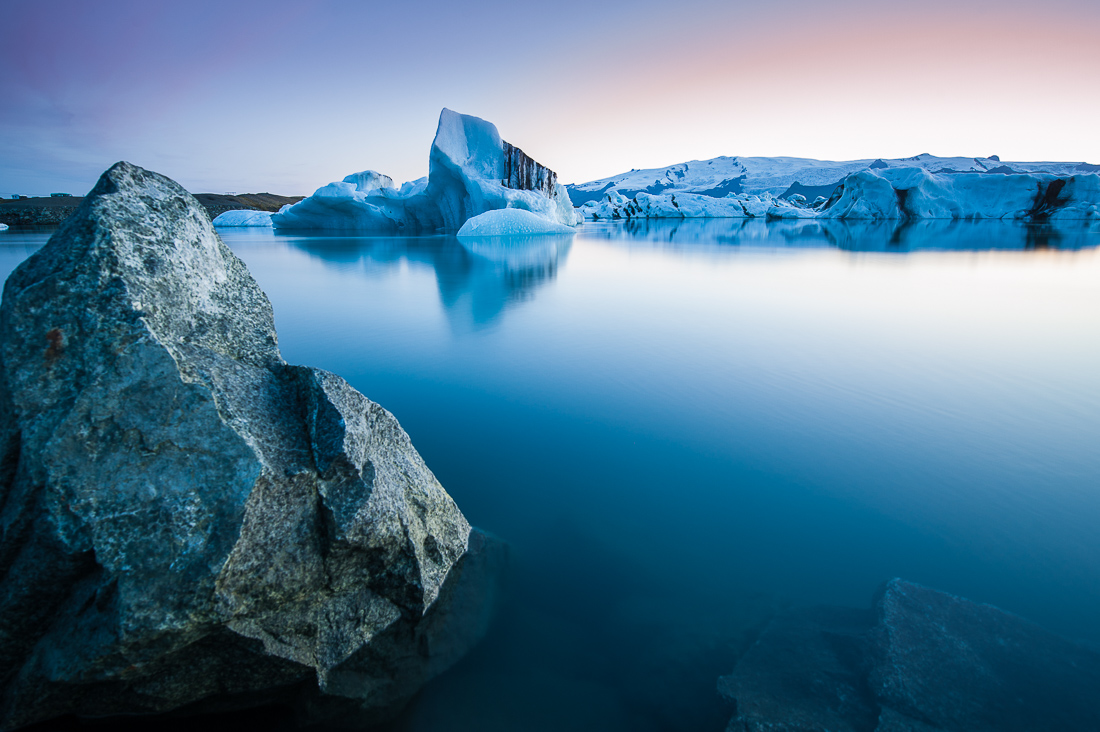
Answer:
[
  {"left": 719, "top": 579, "right": 1100, "bottom": 732},
  {"left": 717, "top": 606, "right": 878, "bottom": 732},
  {"left": 869, "top": 579, "right": 1100, "bottom": 732},
  {"left": 0, "top": 162, "right": 503, "bottom": 729}
]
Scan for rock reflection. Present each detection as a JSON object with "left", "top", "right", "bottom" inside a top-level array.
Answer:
[
  {"left": 582, "top": 218, "right": 1100, "bottom": 252},
  {"left": 284, "top": 233, "right": 572, "bottom": 329}
]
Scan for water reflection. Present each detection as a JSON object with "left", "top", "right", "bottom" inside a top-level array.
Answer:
[
  {"left": 583, "top": 218, "right": 1100, "bottom": 252},
  {"left": 449, "top": 235, "right": 572, "bottom": 330},
  {"left": 7, "top": 221, "right": 1100, "bottom": 731},
  {"left": 0, "top": 229, "right": 52, "bottom": 271},
  {"left": 278, "top": 233, "right": 572, "bottom": 330}
]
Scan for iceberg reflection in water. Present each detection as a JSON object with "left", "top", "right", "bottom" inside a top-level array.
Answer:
[
  {"left": 3, "top": 220, "right": 1099, "bottom": 731},
  {"left": 228, "top": 231, "right": 572, "bottom": 332},
  {"left": 586, "top": 217, "right": 1100, "bottom": 252}
]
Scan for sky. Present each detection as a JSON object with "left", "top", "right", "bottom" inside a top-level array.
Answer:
[{"left": 2, "top": 0, "right": 1098, "bottom": 196}]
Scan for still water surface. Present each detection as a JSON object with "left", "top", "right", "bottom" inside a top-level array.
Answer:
[{"left": 4, "top": 219, "right": 1099, "bottom": 731}]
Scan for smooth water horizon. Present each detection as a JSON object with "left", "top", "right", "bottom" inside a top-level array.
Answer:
[{"left": 4, "top": 218, "right": 1099, "bottom": 731}]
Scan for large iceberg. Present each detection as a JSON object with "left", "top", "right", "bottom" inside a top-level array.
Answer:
[
  {"left": 568, "top": 153, "right": 1100, "bottom": 205},
  {"left": 579, "top": 167, "right": 1100, "bottom": 222},
  {"left": 273, "top": 109, "right": 580, "bottom": 233}
]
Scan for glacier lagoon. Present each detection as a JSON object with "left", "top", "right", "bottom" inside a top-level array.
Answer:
[{"left": 4, "top": 219, "right": 1100, "bottom": 731}]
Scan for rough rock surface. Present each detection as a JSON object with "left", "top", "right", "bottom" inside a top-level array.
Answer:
[
  {"left": 718, "top": 606, "right": 878, "bottom": 732},
  {"left": 719, "top": 579, "right": 1100, "bottom": 732},
  {"left": 0, "top": 162, "right": 502, "bottom": 729}
]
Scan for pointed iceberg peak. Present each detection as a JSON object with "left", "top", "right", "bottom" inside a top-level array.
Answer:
[
  {"left": 431, "top": 108, "right": 505, "bottom": 182},
  {"left": 429, "top": 107, "right": 561, "bottom": 198}
]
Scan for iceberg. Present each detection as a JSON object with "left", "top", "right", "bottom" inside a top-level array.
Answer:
[
  {"left": 273, "top": 109, "right": 580, "bottom": 233},
  {"left": 578, "top": 167, "right": 1100, "bottom": 222},
  {"left": 581, "top": 190, "right": 815, "bottom": 220},
  {"left": 457, "top": 208, "right": 575, "bottom": 237},
  {"left": 211, "top": 209, "right": 274, "bottom": 227},
  {"left": 568, "top": 153, "right": 1099, "bottom": 205},
  {"left": 822, "top": 167, "right": 1100, "bottom": 220},
  {"left": 0, "top": 223, "right": 8, "bottom": 232}
]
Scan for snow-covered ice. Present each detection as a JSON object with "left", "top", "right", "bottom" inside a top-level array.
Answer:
[
  {"left": 578, "top": 167, "right": 1100, "bottom": 222},
  {"left": 568, "top": 153, "right": 1099, "bottom": 205},
  {"left": 824, "top": 167, "right": 1100, "bottom": 220},
  {"left": 211, "top": 210, "right": 274, "bottom": 227},
  {"left": 0, "top": 224, "right": 8, "bottom": 232},
  {"left": 273, "top": 109, "right": 580, "bottom": 232},
  {"left": 457, "top": 208, "right": 576, "bottom": 237},
  {"left": 581, "top": 190, "right": 814, "bottom": 220}
]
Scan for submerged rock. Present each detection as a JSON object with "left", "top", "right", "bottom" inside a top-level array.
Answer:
[
  {"left": 0, "top": 162, "right": 504, "bottom": 729},
  {"left": 720, "top": 579, "right": 1100, "bottom": 732},
  {"left": 718, "top": 605, "right": 879, "bottom": 732}
]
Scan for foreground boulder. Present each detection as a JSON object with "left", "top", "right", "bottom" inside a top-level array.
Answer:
[
  {"left": 719, "top": 579, "right": 1100, "bottom": 732},
  {"left": 0, "top": 162, "right": 504, "bottom": 729}
]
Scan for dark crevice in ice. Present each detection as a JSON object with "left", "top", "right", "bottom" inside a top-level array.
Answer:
[{"left": 502, "top": 142, "right": 558, "bottom": 198}]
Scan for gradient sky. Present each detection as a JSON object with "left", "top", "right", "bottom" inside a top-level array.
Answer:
[{"left": 2, "top": 0, "right": 1098, "bottom": 196}]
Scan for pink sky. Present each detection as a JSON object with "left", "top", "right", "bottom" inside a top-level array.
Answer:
[{"left": 2, "top": 0, "right": 1097, "bottom": 196}]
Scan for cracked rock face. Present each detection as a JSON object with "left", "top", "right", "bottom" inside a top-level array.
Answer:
[{"left": 0, "top": 162, "right": 501, "bottom": 729}]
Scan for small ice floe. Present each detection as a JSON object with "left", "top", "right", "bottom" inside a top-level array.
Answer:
[
  {"left": 457, "top": 208, "right": 575, "bottom": 238},
  {"left": 211, "top": 210, "right": 273, "bottom": 227}
]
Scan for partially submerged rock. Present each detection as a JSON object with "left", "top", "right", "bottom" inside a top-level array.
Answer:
[
  {"left": 720, "top": 579, "right": 1100, "bottom": 732},
  {"left": 0, "top": 162, "right": 503, "bottom": 729},
  {"left": 718, "top": 605, "right": 878, "bottom": 732}
]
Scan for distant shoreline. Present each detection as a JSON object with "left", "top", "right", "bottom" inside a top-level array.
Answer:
[{"left": 0, "top": 192, "right": 303, "bottom": 227}]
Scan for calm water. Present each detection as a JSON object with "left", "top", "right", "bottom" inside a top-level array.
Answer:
[{"left": 4, "top": 219, "right": 1100, "bottom": 731}]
